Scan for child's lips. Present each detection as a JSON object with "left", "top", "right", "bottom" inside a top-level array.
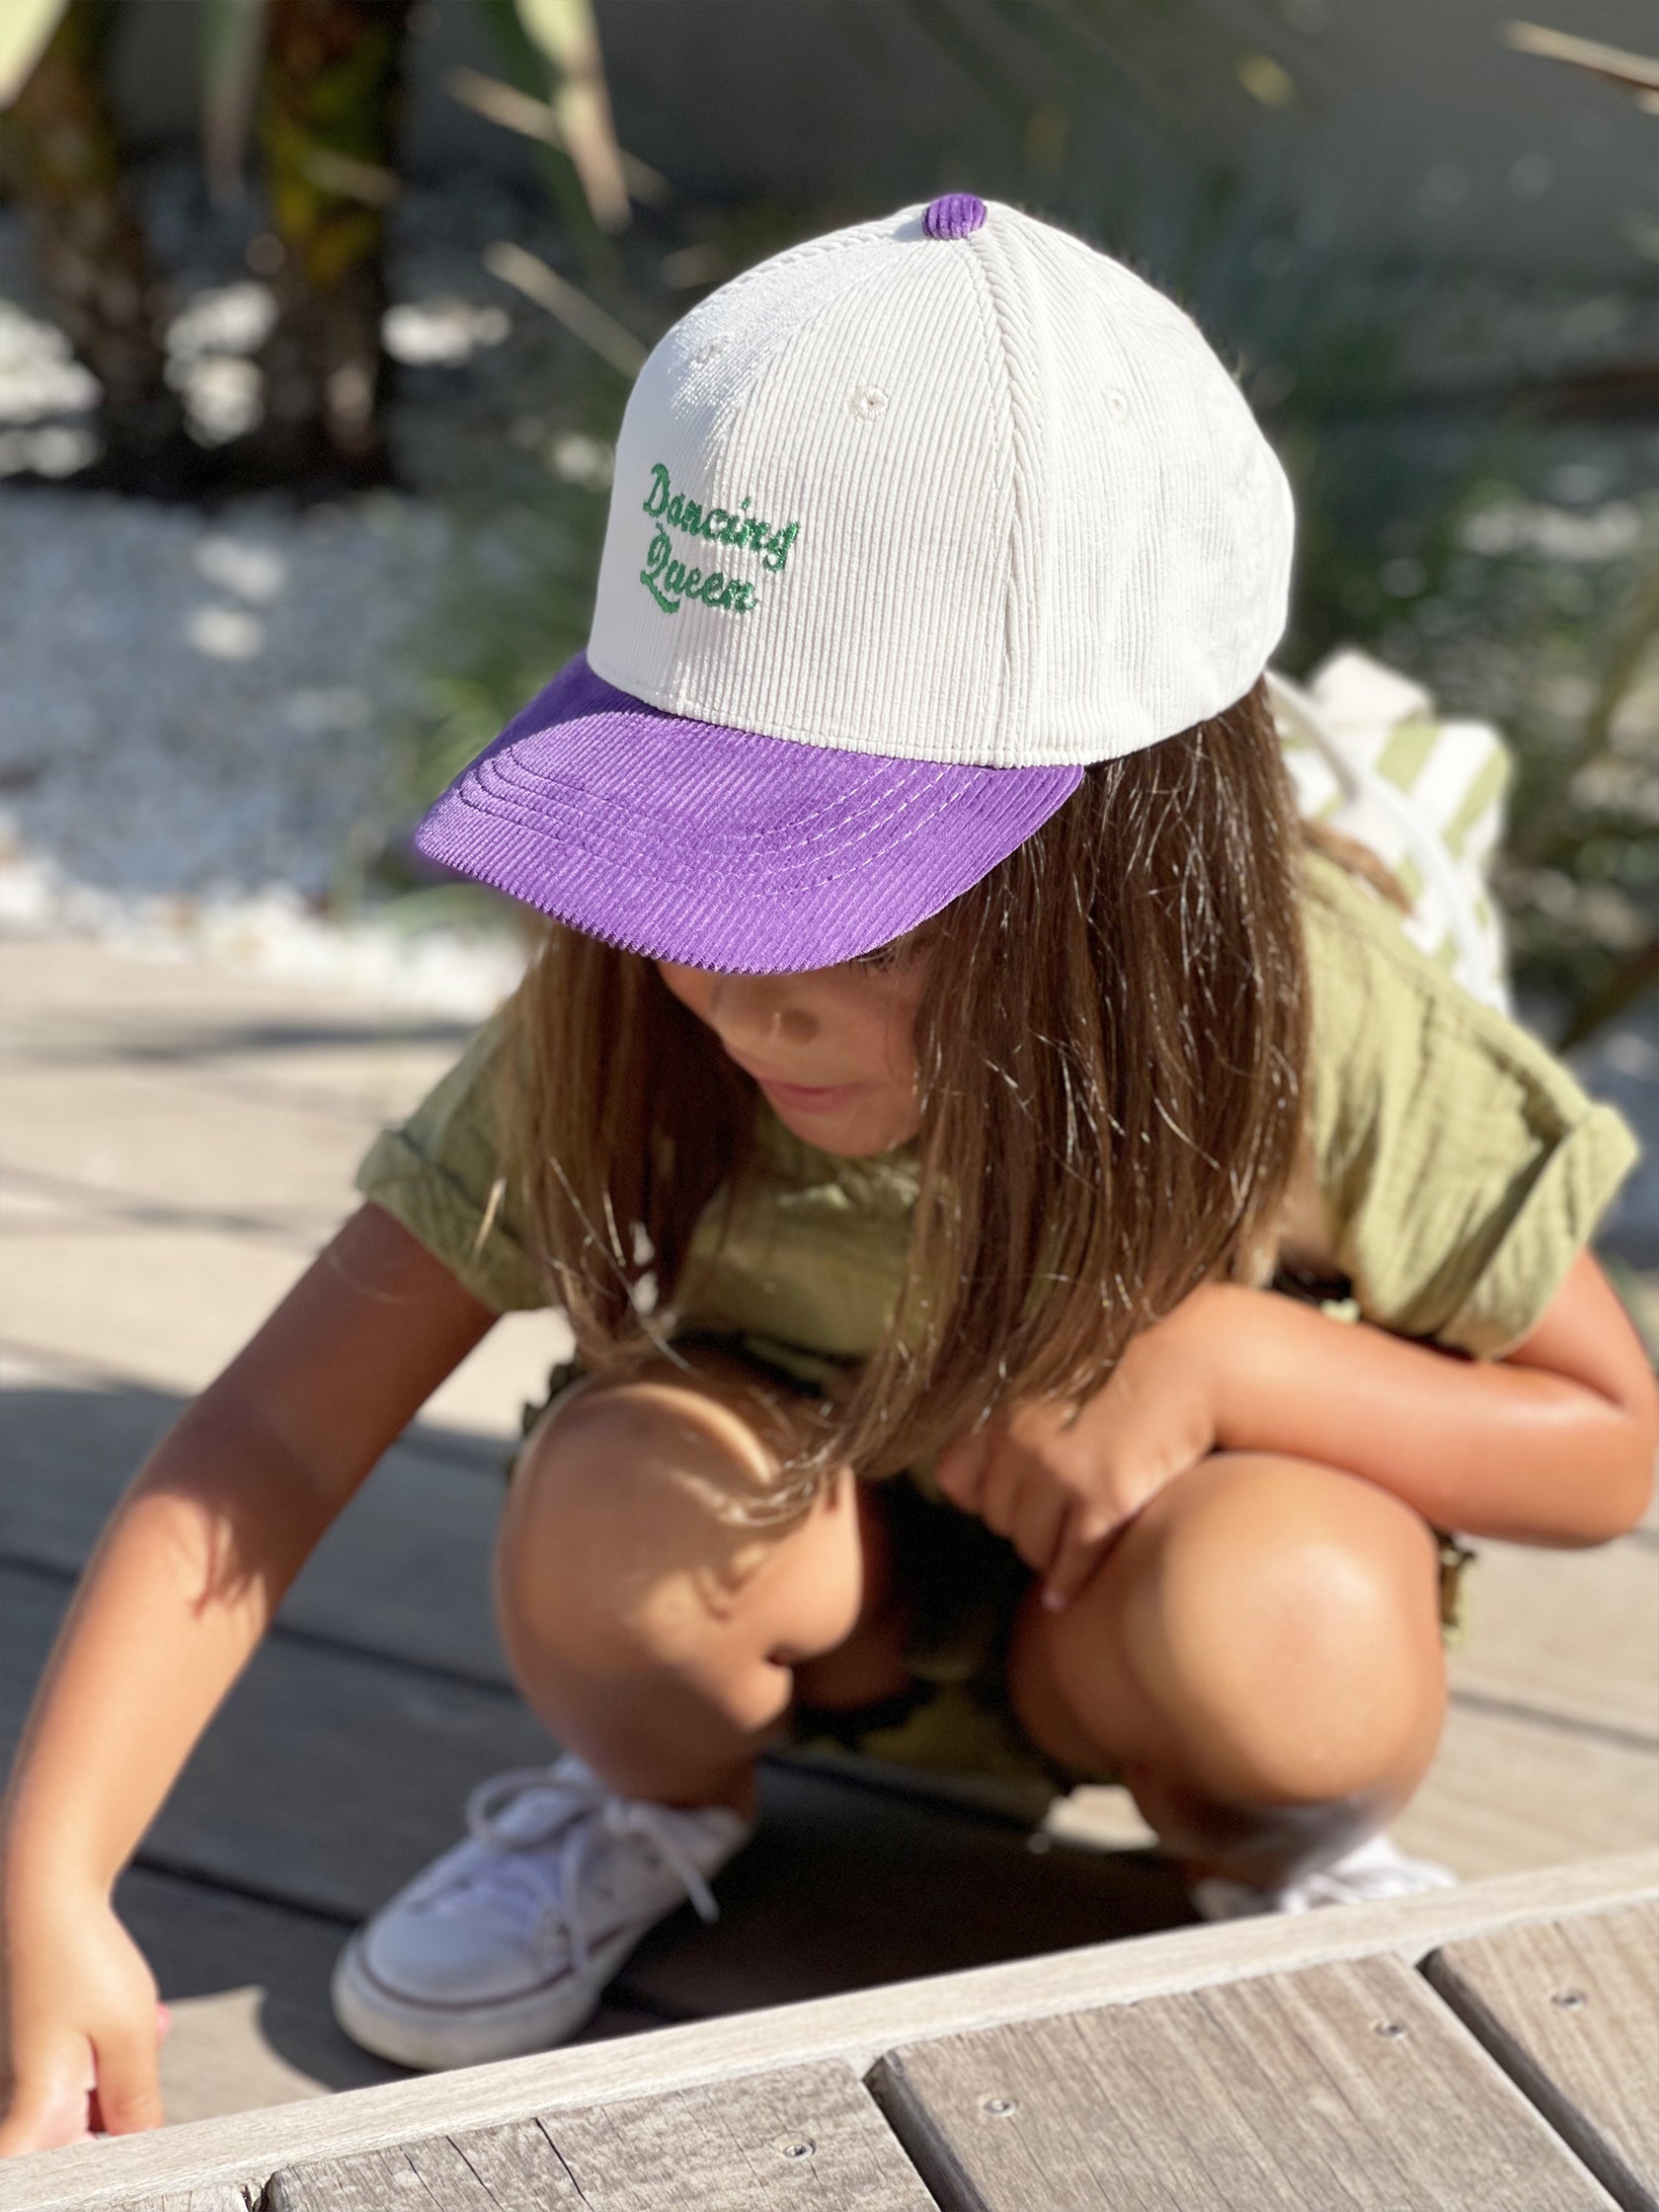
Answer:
[{"left": 735, "top": 1060, "right": 869, "bottom": 1113}]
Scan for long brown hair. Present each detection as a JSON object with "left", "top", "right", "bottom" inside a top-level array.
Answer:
[{"left": 503, "top": 676, "right": 1309, "bottom": 1495}]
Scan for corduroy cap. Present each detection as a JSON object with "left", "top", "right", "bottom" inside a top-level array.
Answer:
[{"left": 414, "top": 195, "right": 1295, "bottom": 971}]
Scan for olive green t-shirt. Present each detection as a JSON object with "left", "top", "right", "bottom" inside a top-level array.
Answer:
[{"left": 356, "top": 853, "right": 1636, "bottom": 1365}]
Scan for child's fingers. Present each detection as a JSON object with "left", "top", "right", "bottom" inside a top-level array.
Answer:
[
  {"left": 1010, "top": 1484, "right": 1067, "bottom": 1583},
  {"left": 89, "top": 2012, "right": 165, "bottom": 2137},
  {"left": 1042, "top": 1503, "right": 1116, "bottom": 1613},
  {"left": 976, "top": 1446, "right": 1027, "bottom": 1539}
]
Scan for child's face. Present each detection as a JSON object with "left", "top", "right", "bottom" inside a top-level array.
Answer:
[{"left": 657, "top": 942, "right": 928, "bottom": 1157}]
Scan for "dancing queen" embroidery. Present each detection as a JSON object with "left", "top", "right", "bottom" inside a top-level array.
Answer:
[{"left": 636, "top": 461, "right": 800, "bottom": 616}]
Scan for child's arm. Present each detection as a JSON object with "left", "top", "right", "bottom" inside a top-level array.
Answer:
[
  {"left": 1206, "top": 1250, "right": 1655, "bottom": 1541},
  {"left": 938, "top": 1252, "right": 1657, "bottom": 1610},
  {"left": 0, "top": 1205, "right": 497, "bottom": 2155}
]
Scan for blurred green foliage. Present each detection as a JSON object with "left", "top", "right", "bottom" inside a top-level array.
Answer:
[{"left": 1396, "top": 489, "right": 1656, "bottom": 1043}]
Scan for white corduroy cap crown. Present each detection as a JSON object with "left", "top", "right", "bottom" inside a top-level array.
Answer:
[
  {"left": 414, "top": 196, "right": 1299, "bottom": 972},
  {"left": 588, "top": 194, "right": 1295, "bottom": 765}
]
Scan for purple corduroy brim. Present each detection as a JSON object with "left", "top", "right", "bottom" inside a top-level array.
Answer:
[{"left": 413, "top": 654, "right": 1082, "bottom": 973}]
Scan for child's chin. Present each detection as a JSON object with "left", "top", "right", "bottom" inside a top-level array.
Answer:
[{"left": 774, "top": 1099, "right": 915, "bottom": 1157}]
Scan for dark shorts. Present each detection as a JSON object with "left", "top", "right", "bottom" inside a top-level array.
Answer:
[{"left": 514, "top": 1329, "right": 1475, "bottom": 1803}]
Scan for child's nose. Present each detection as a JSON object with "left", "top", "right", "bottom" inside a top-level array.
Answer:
[{"left": 707, "top": 974, "right": 818, "bottom": 1050}]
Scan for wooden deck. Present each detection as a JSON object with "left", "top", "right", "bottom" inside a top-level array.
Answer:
[
  {"left": 3, "top": 1854, "right": 1654, "bottom": 2208},
  {"left": 1, "top": 935, "right": 1656, "bottom": 2191}
]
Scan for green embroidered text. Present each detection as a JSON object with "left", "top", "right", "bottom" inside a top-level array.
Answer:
[{"left": 637, "top": 461, "right": 800, "bottom": 616}]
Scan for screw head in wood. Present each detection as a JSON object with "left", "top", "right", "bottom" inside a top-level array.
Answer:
[
  {"left": 1552, "top": 1989, "right": 1588, "bottom": 2010},
  {"left": 1374, "top": 2020, "right": 1408, "bottom": 2039},
  {"left": 776, "top": 2136, "right": 816, "bottom": 2159},
  {"left": 980, "top": 2094, "right": 1019, "bottom": 2116}
]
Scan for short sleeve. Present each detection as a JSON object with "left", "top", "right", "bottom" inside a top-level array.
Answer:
[
  {"left": 354, "top": 1013, "right": 550, "bottom": 1313},
  {"left": 1304, "top": 857, "right": 1638, "bottom": 1357}
]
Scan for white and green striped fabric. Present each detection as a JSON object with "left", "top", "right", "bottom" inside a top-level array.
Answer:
[{"left": 1269, "top": 649, "right": 1514, "bottom": 1012}]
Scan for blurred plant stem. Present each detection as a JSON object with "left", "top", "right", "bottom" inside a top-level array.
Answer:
[
  {"left": 0, "top": 0, "right": 192, "bottom": 488},
  {"left": 473, "top": 0, "right": 616, "bottom": 284},
  {"left": 1584, "top": 565, "right": 1659, "bottom": 756},
  {"left": 243, "top": 0, "right": 411, "bottom": 485}
]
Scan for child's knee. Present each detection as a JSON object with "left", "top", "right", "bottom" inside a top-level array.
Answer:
[
  {"left": 1083, "top": 1453, "right": 1446, "bottom": 1805},
  {"left": 495, "top": 1369, "right": 858, "bottom": 1683}
]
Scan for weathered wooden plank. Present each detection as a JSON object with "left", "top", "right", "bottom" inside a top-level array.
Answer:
[
  {"left": 116, "top": 1865, "right": 407, "bottom": 2113},
  {"left": 1426, "top": 1901, "right": 1659, "bottom": 2212},
  {"left": 620, "top": 1771, "right": 1188, "bottom": 2020},
  {"left": 0, "top": 929, "right": 414, "bottom": 1025},
  {"left": 115, "top": 1864, "right": 666, "bottom": 2125},
  {"left": 0, "top": 1373, "right": 514, "bottom": 1682},
  {"left": 407, "top": 2124, "right": 592, "bottom": 2209},
  {"left": 268, "top": 2140, "right": 535, "bottom": 2211},
  {"left": 0, "top": 935, "right": 469, "bottom": 1126},
  {"left": 269, "top": 2062, "right": 938, "bottom": 2211},
  {"left": 114, "top": 2192, "right": 253, "bottom": 2212},
  {"left": 527, "top": 2063, "right": 936, "bottom": 2209},
  {"left": 7, "top": 1856, "right": 1652, "bottom": 2212},
  {"left": 0, "top": 1564, "right": 553, "bottom": 1922},
  {"left": 1447, "top": 1537, "right": 1659, "bottom": 1745},
  {"left": 0, "top": 1245, "right": 560, "bottom": 1441},
  {"left": 868, "top": 1953, "right": 1620, "bottom": 2211},
  {"left": 0, "top": 1222, "right": 319, "bottom": 1405},
  {"left": 0, "top": 1061, "right": 376, "bottom": 1231},
  {"left": 1391, "top": 1702, "right": 1659, "bottom": 1878}
]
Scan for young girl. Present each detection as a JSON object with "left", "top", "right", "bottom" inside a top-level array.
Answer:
[{"left": 2, "top": 196, "right": 1652, "bottom": 2150}]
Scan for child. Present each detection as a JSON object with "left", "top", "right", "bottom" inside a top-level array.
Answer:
[{"left": 1, "top": 197, "right": 1652, "bottom": 2148}]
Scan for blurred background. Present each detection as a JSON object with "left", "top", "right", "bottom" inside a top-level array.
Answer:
[{"left": 0, "top": 0, "right": 1655, "bottom": 1305}]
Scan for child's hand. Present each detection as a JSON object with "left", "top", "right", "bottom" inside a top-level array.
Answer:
[
  {"left": 934, "top": 1285, "right": 1235, "bottom": 1613},
  {"left": 0, "top": 1888, "right": 167, "bottom": 2155}
]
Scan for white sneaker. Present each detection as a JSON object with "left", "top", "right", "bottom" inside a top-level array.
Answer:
[
  {"left": 1189, "top": 1833, "right": 1457, "bottom": 1922},
  {"left": 331, "top": 1753, "right": 752, "bottom": 2069}
]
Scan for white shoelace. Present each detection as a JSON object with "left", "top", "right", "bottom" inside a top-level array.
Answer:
[{"left": 438, "top": 1764, "right": 724, "bottom": 1975}]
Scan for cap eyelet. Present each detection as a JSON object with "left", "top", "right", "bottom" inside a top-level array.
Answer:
[
  {"left": 849, "top": 384, "right": 889, "bottom": 420},
  {"left": 1104, "top": 388, "right": 1132, "bottom": 423}
]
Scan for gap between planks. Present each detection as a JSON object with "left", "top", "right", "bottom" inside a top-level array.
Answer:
[{"left": 4, "top": 1852, "right": 1653, "bottom": 2212}]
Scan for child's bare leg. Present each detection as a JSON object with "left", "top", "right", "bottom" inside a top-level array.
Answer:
[
  {"left": 1006, "top": 1454, "right": 1447, "bottom": 1884},
  {"left": 495, "top": 1355, "right": 908, "bottom": 1819}
]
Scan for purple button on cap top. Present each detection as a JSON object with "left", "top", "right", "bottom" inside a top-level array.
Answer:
[{"left": 924, "top": 193, "right": 987, "bottom": 240}]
